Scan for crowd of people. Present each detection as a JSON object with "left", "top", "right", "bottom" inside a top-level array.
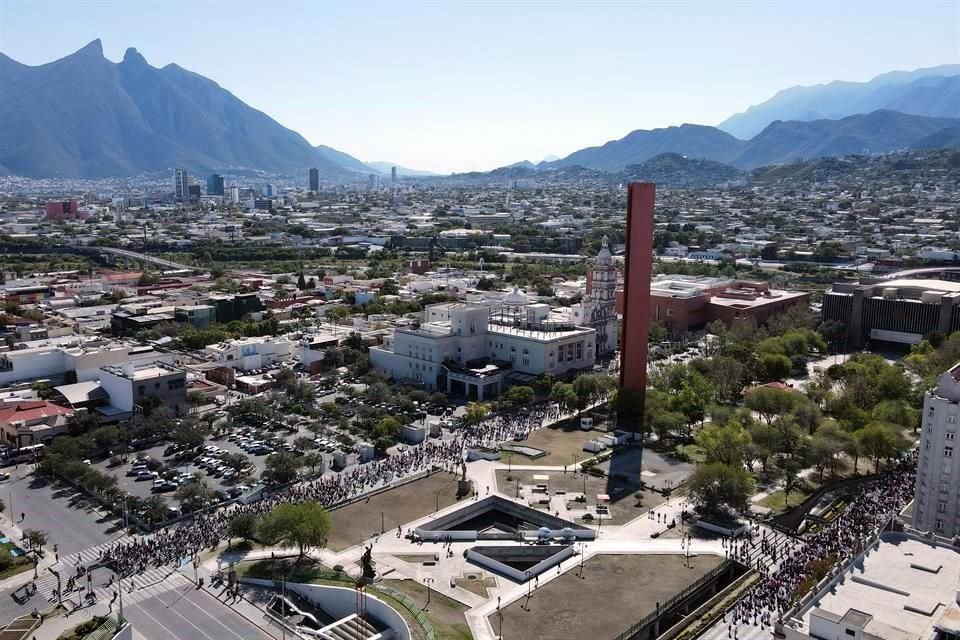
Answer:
[
  {"left": 461, "top": 400, "right": 559, "bottom": 448},
  {"left": 721, "top": 452, "right": 918, "bottom": 639},
  {"left": 85, "top": 395, "right": 584, "bottom": 582},
  {"left": 96, "top": 423, "right": 485, "bottom": 579}
]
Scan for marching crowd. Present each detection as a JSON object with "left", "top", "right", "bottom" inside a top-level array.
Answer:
[
  {"left": 72, "top": 394, "right": 916, "bottom": 640},
  {"left": 97, "top": 435, "right": 470, "bottom": 578},
  {"left": 722, "top": 452, "right": 917, "bottom": 638},
  {"left": 461, "top": 401, "right": 560, "bottom": 448},
  {"left": 86, "top": 399, "right": 582, "bottom": 582}
]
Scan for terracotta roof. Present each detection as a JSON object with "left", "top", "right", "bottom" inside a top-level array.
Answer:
[{"left": 0, "top": 401, "right": 74, "bottom": 424}]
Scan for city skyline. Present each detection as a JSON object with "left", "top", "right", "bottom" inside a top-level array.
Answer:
[{"left": 1, "top": 0, "right": 958, "bottom": 173}]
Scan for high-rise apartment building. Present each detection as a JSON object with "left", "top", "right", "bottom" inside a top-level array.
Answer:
[
  {"left": 206, "top": 173, "right": 224, "bottom": 196},
  {"left": 309, "top": 168, "right": 319, "bottom": 192},
  {"left": 173, "top": 168, "right": 189, "bottom": 201},
  {"left": 264, "top": 184, "right": 275, "bottom": 198},
  {"left": 368, "top": 174, "right": 378, "bottom": 191},
  {"left": 230, "top": 185, "right": 240, "bottom": 204},
  {"left": 391, "top": 166, "right": 397, "bottom": 183},
  {"left": 914, "top": 363, "right": 960, "bottom": 537}
]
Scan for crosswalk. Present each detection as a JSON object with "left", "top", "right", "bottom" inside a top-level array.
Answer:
[{"left": 30, "top": 537, "right": 188, "bottom": 608}]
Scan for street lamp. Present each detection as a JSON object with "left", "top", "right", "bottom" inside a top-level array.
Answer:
[{"left": 424, "top": 577, "right": 433, "bottom": 610}]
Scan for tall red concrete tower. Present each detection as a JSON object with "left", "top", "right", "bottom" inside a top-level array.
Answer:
[{"left": 620, "top": 183, "right": 655, "bottom": 399}]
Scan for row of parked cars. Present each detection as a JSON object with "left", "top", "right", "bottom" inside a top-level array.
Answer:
[{"left": 228, "top": 430, "right": 299, "bottom": 457}]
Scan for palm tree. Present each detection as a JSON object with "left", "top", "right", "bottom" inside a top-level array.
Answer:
[{"left": 143, "top": 496, "right": 168, "bottom": 524}]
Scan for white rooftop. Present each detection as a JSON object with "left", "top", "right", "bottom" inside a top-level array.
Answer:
[{"left": 797, "top": 533, "right": 960, "bottom": 640}]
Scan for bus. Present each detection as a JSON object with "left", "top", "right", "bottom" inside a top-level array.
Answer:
[{"left": 3, "top": 443, "right": 44, "bottom": 465}]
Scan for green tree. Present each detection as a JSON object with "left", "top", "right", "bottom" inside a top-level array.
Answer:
[
  {"left": 24, "top": 529, "right": 48, "bottom": 553},
  {"left": 263, "top": 452, "right": 305, "bottom": 485},
  {"left": 810, "top": 423, "right": 849, "bottom": 482},
  {"left": 757, "top": 353, "right": 791, "bottom": 382},
  {"left": 745, "top": 387, "right": 798, "bottom": 424},
  {"left": 302, "top": 451, "right": 324, "bottom": 473},
  {"left": 550, "top": 383, "right": 578, "bottom": 416},
  {"left": 532, "top": 374, "right": 555, "bottom": 397},
  {"left": 695, "top": 422, "right": 751, "bottom": 467},
  {"left": 856, "top": 423, "right": 902, "bottom": 473},
  {"left": 227, "top": 512, "right": 258, "bottom": 547},
  {"left": 221, "top": 452, "right": 252, "bottom": 475},
  {"left": 686, "top": 463, "right": 756, "bottom": 516},
  {"left": 463, "top": 402, "right": 492, "bottom": 426},
  {"left": 779, "top": 458, "right": 803, "bottom": 507},
  {"left": 257, "top": 500, "right": 332, "bottom": 558},
  {"left": 143, "top": 496, "right": 168, "bottom": 523},
  {"left": 502, "top": 385, "right": 534, "bottom": 407},
  {"left": 571, "top": 374, "right": 600, "bottom": 415},
  {"left": 175, "top": 480, "right": 215, "bottom": 512},
  {"left": 172, "top": 421, "right": 208, "bottom": 450}
]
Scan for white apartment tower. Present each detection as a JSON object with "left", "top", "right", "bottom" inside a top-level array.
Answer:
[
  {"left": 913, "top": 362, "right": 960, "bottom": 537},
  {"left": 173, "top": 168, "right": 189, "bottom": 201}
]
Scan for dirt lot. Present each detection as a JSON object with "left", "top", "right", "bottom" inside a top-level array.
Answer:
[
  {"left": 492, "top": 554, "right": 723, "bottom": 640},
  {"left": 326, "top": 472, "right": 465, "bottom": 551}
]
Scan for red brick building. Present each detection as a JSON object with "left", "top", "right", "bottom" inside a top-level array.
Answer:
[
  {"left": 45, "top": 200, "right": 82, "bottom": 220},
  {"left": 634, "top": 276, "right": 809, "bottom": 333}
]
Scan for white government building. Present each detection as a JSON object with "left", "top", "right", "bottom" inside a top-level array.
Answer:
[{"left": 370, "top": 291, "right": 596, "bottom": 399}]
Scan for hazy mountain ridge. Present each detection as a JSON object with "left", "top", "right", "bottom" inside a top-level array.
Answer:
[
  {"left": 719, "top": 64, "right": 960, "bottom": 139},
  {"left": 546, "top": 124, "right": 745, "bottom": 171},
  {"left": 538, "top": 110, "right": 960, "bottom": 173},
  {"left": 619, "top": 153, "right": 745, "bottom": 187},
  {"left": 0, "top": 40, "right": 368, "bottom": 179}
]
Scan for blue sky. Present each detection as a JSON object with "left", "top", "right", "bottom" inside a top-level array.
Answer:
[{"left": 2, "top": 0, "right": 958, "bottom": 173}]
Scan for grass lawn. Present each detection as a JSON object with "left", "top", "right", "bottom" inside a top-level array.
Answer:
[
  {"left": 508, "top": 424, "right": 604, "bottom": 467},
  {"left": 235, "top": 557, "right": 341, "bottom": 583},
  {"left": 384, "top": 579, "right": 473, "bottom": 640},
  {"left": 0, "top": 532, "right": 35, "bottom": 580},
  {"left": 673, "top": 443, "right": 706, "bottom": 464},
  {"left": 759, "top": 478, "right": 819, "bottom": 512}
]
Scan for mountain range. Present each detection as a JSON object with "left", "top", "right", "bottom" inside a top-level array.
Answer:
[
  {"left": 538, "top": 110, "right": 960, "bottom": 173},
  {"left": 1, "top": 40, "right": 959, "bottom": 181},
  {"left": 719, "top": 64, "right": 960, "bottom": 139},
  {"left": 0, "top": 40, "right": 370, "bottom": 179}
]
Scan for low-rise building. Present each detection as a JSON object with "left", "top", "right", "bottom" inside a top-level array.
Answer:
[
  {"left": 204, "top": 337, "right": 293, "bottom": 371},
  {"left": 637, "top": 276, "right": 810, "bottom": 333},
  {"left": 822, "top": 276, "right": 960, "bottom": 348},
  {"left": 99, "top": 361, "right": 187, "bottom": 415},
  {"left": 780, "top": 533, "right": 960, "bottom": 640},
  {"left": 0, "top": 400, "right": 75, "bottom": 447}
]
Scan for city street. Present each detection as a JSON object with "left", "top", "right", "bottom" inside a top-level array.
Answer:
[
  {"left": 1, "top": 466, "right": 121, "bottom": 557},
  {"left": 124, "top": 585, "right": 273, "bottom": 640}
]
